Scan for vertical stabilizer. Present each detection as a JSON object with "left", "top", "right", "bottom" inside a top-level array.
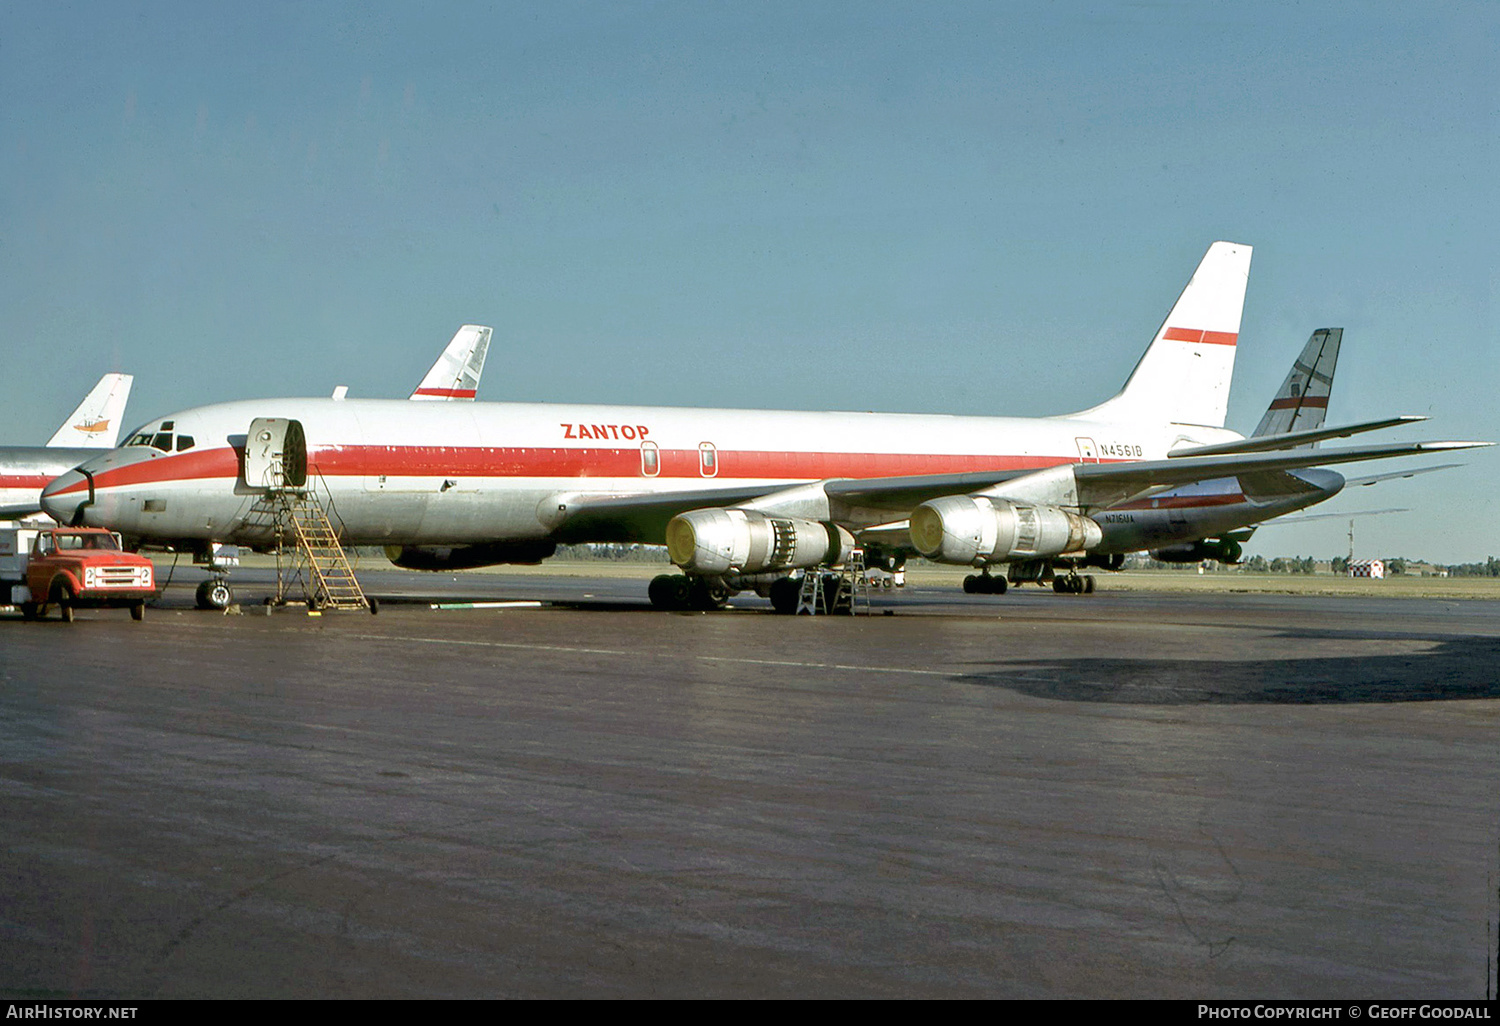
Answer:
[
  {"left": 1068, "top": 241, "right": 1252, "bottom": 427},
  {"left": 46, "top": 373, "right": 134, "bottom": 448},
  {"left": 1251, "top": 328, "right": 1341, "bottom": 440},
  {"left": 410, "top": 325, "right": 492, "bottom": 401}
]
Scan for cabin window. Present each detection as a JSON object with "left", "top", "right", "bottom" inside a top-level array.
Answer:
[
  {"left": 640, "top": 441, "right": 659, "bottom": 477},
  {"left": 699, "top": 442, "right": 717, "bottom": 478}
]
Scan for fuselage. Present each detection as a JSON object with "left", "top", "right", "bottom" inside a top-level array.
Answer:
[
  {"left": 44, "top": 396, "right": 1259, "bottom": 548},
  {"left": 0, "top": 446, "right": 117, "bottom": 518}
]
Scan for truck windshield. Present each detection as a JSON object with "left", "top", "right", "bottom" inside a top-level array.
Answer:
[{"left": 55, "top": 533, "right": 120, "bottom": 551}]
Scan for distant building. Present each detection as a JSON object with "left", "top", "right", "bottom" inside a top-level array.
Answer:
[{"left": 1348, "top": 559, "right": 1385, "bottom": 579}]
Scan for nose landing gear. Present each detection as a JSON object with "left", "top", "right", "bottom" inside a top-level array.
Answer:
[{"left": 195, "top": 577, "right": 234, "bottom": 610}]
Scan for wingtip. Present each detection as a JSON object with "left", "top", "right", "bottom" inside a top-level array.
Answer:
[{"left": 1417, "top": 440, "right": 1493, "bottom": 451}]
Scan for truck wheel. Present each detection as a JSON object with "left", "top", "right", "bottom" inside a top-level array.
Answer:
[
  {"left": 131, "top": 601, "right": 145, "bottom": 622},
  {"left": 51, "top": 583, "right": 75, "bottom": 623},
  {"left": 20, "top": 602, "right": 38, "bottom": 621}
]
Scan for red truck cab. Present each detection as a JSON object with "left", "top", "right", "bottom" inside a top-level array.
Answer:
[{"left": 19, "top": 527, "right": 156, "bottom": 622}]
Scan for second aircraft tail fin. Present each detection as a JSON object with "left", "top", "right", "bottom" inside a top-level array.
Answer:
[
  {"left": 46, "top": 373, "right": 134, "bottom": 448},
  {"left": 410, "top": 325, "right": 493, "bottom": 401},
  {"left": 1251, "top": 328, "right": 1342, "bottom": 440}
]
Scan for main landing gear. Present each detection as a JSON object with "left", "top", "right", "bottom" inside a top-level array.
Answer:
[
  {"left": 1053, "top": 572, "right": 1096, "bottom": 595},
  {"left": 649, "top": 573, "right": 731, "bottom": 611},
  {"left": 962, "top": 571, "right": 1007, "bottom": 595},
  {"left": 961, "top": 565, "right": 1100, "bottom": 597}
]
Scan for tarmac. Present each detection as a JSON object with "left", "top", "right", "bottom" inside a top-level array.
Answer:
[{"left": 2, "top": 568, "right": 1497, "bottom": 998}]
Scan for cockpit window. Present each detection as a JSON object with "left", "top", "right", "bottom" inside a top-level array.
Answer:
[
  {"left": 125, "top": 420, "right": 179, "bottom": 453},
  {"left": 175, "top": 435, "right": 195, "bottom": 451}
]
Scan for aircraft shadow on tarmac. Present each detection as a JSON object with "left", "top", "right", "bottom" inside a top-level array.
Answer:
[{"left": 954, "top": 633, "right": 1500, "bottom": 705}]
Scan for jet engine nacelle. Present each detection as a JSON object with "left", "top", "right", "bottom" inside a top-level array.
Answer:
[
  {"left": 1150, "top": 538, "right": 1243, "bottom": 564},
  {"left": 666, "top": 509, "right": 855, "bottom": 575},
  {"left": 385, "top": 541, "right": 557, "bottom": 571},
  {"left": 909, "top": 495, "right": 1103, "bottom": 566}
]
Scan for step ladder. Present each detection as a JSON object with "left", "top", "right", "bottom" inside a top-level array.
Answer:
[
  {"left": 247, "top": 472, "right": 369, "bottom": 612},
  {"left": 794, "top": 549, "right": 871, "bottom": 616}
]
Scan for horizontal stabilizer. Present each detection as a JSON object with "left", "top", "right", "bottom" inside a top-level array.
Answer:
[
  {"left": 1343, "top": 463, "right": 1462, "bottom": 488},
  {"left": 1168, "top": 416, "right": 1428, "bottom": 459},
  {"left": 1259, "top": 507, "right": 1409, "bottom": 526}
]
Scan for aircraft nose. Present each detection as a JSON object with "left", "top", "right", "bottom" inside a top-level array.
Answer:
[{"left": 41, "top": 468, "right": 92, "bottom": 525}]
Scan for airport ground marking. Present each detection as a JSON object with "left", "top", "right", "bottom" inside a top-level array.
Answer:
[{"left": 346, "top": 631, "right": 955, "bottom": 677}]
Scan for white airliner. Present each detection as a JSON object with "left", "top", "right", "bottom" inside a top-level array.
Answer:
[
  {"left": 0, "top": 373, "right": 133, "bottom": 519},
  {"left": 40, "top": 245, "right": 1484, "bottom": 610}
]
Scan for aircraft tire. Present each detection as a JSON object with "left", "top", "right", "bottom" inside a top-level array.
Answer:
[
  {"left": 688, "top": 576, "right": 730, "bottom": 611},
  {"left": 1083, "top": 575, "right": 1096, "bottom": 594},
  {"left": 768, "top": 575, "right": 801, "bottom": 615},
  {"left": 648, "top": 574, "right": 693, "bottom": 611},
  {"left": 196, "top": 579, "right": 233, "bottom": 611},
  {"left": 993, "top": 576, "right": 1008, "bottom": 595},
  {"left": 1053, "top": 578, "right": 1067, "bottom": 594},
  {"left": 648, "top": 574, "right": 674, "bottom": 609},
  {"left": 963, "top": 575, "right": 979, "bottom": 594}
]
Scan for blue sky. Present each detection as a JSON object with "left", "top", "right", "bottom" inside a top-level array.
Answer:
[{"left": 3, "top": 2, "right": 1494, "bottom": 561}]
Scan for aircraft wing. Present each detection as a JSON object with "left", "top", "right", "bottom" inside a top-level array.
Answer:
[
  {"left": 550, "top": 440, "right": 1487, "bottom": 544},
  {"left": 828, "top": 440, "right": 1486, "bottom": 513},
  {"left": 551, "top": 483, "right": 807, "bottom": 543},
  {"left": 0, "top": 502, "right": 45, "bottom": 520},
  {"left": 1067, "top": 440, "right": 1486, "bottom": 510}
]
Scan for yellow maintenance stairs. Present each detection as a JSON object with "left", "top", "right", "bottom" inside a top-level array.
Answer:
[
  {"left": 250, "top": 487, "right": 371, "bottom": 612},
  {"left": 240, "top": 417, "right": 370, "bottom": 613}
]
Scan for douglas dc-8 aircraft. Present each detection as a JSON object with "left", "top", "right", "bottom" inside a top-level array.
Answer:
[{"left": 41, "top": 244, "right": 1484, "bottom": 610}]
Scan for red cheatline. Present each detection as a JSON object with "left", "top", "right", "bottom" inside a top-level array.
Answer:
[
  {"left": 1266, "top": 396, "right": 1329, "bottom": 410},
  {"left": 1162, "top": 327, "right": 1238, "bottom": 346},
  {"left": 52, "top": 445, "right": 1134, "bottom": 496},
  {"left": 413, "top": 388, "right": 477, "bottom": 398}
]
